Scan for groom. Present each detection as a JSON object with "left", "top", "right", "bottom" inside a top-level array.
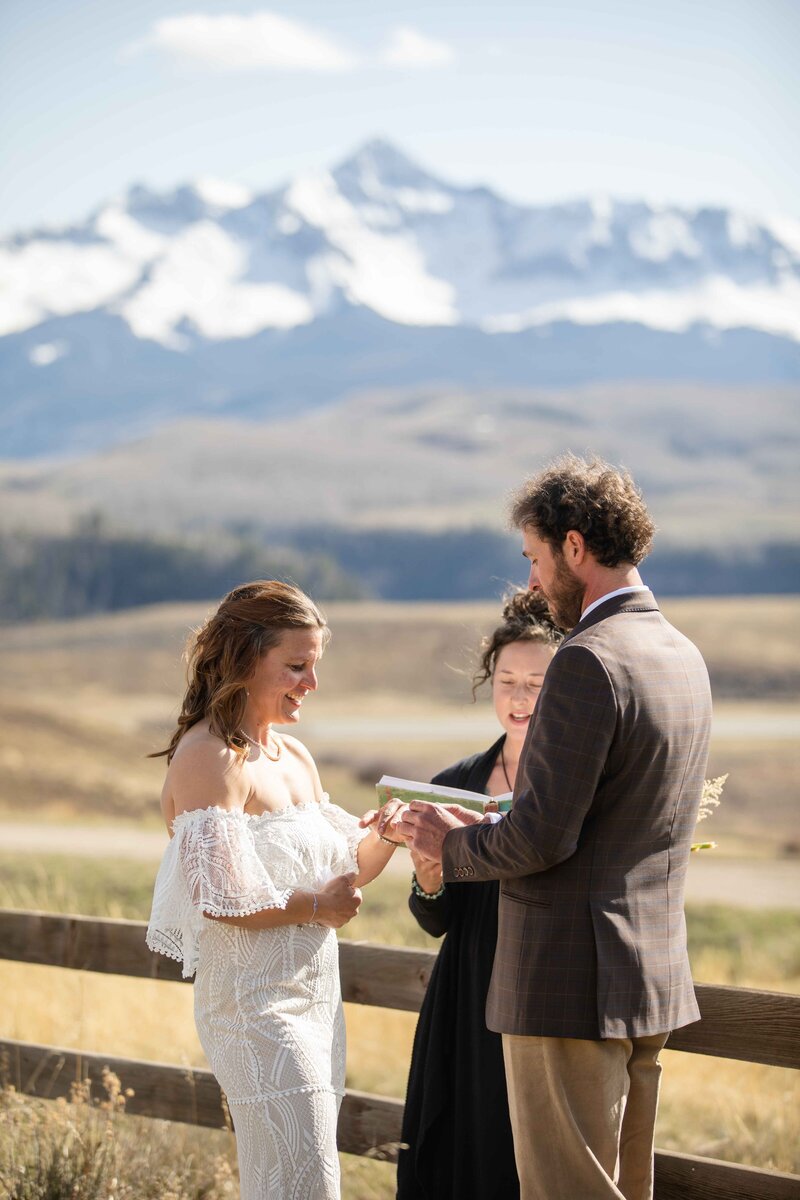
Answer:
[{"left": 399, "top": 454, "right": 712, "bottom": 1200}]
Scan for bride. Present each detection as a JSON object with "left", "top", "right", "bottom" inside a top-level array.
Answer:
[{"left": 146, "top": 580, "right": 404, "bottom": 1200}]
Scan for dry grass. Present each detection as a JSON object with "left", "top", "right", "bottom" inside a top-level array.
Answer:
[
  {"left": 0, "top": 597, "right": 798, "bottom": 851},
  {"left": 2, "top": 597, "right": 799, "bottom": 724},
  {"left": 0, "top": 596, "right": 798, "bottom": 1193},
  {"left": 1, "top": 856, "right": 798, "bottom": 1192},
  {"left": 0, "top": 1076, "right": 239, "bottom": 1200},
  {"left": 658, "top": 1055, "right": 799, "bottom": 1172}
]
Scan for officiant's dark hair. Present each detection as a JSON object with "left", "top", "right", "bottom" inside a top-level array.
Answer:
[
  {"left": 472, "top": 590, "right": 562, "bottom": 699},
  {"left": 152, "top": 580, "right": 329, "bottom": 764},
  {"left": 510, "top": 453, "right": 655, "bottom": 567}
]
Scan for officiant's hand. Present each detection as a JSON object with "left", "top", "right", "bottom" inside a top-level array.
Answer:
[{"left": 409, "top": 844, "right": 444, "bottom": 895}]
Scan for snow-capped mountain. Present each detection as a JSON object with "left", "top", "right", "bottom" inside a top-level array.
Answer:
[{"left": 2, "top": 138, "right": 800, "bottom": 456}]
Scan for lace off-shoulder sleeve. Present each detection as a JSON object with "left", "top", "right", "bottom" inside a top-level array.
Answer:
[
  {"left": 318, "top": 793, "right": 371, "bottom": 875},
  {"left": 146, "top": 806, "right": 294, "bottom": 978}
]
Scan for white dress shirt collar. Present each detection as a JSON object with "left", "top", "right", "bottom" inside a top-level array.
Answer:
[{"left": 580, "top": 585, "right": 651, "bottom": 623}]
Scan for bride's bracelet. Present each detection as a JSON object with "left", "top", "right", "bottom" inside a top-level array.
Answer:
[
  {"left": 297, "top": 892, "right": 319, "bottom": 928},
  {"left": 411, "top": 871, "right": 445, "bottom": 901}
]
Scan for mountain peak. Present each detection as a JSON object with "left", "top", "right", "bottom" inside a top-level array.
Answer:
[
  {"left": 3, "top": 140, "right": 800, "bottom": 373},
  {"left": 333, "top": 137, "right": 443, "bottom": 192}
]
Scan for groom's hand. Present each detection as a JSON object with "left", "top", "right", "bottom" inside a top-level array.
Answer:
[
  {"left": 398, "top": 802, "right": 467, "bottom": 864},
  {"left": 359, "top": 799, "right": 409, "bottom": 843}
]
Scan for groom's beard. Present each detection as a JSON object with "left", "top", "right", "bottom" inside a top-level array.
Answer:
[{"left": 546, "top": 552, "right": 586, "bottom": 631}]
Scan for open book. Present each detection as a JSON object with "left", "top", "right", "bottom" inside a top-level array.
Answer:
[{"left": 376, "top": 775, "right": 513, "bottom": 814}]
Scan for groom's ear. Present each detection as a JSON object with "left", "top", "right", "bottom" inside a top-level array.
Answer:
[{"left": 563, "top": 529, "right": 587, "bottom": 565}]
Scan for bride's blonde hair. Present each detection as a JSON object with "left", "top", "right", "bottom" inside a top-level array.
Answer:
[{"left": 153, "top": 580, "right": 329, "bottom": 764}]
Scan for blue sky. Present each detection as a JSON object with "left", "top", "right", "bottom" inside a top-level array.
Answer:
[{"left": 1, "top": 0, "right": 798, "bottom": 234}]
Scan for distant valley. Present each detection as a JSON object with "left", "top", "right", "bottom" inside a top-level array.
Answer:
[{"left": 0, "top": 381, "right": 796, "bottom": 541}]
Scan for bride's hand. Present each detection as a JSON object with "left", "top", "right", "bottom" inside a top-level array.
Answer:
[
  {"left": 360, "top": 799, "right": 409, "bottom": 844},
  {"left": 314, "top": 874, "right": 362, "bottom": 928}
]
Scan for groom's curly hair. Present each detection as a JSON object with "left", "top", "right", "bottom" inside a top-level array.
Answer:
[{"left": 509, "top": 453, "right": 655, "bottom": 567}]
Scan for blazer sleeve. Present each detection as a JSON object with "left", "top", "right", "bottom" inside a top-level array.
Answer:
[{"left": 441, "top": 645, "right": 617, "bottom": 882}]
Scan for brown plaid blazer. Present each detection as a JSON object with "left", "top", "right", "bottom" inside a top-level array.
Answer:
[{"left": 441, "top": 590, "right": 712, "bottom": 1039}]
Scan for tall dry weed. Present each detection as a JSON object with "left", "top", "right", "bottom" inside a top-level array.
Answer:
[{"left": 0, "top": 1065, "right": 237, "bottom": 1200}]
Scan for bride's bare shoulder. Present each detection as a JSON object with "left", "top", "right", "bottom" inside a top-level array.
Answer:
[
  {"left": 166, "top": 724, "right": 248, "bottom": 814},
  {"left": 280, "top": 732, "right": 313, "bottom": 762},
  {"left": 279, "top": 733, "right": 324, "bottom": 801}
]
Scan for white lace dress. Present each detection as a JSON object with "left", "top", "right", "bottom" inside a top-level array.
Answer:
[{"left": 146, "top": 796, "right": 369, "bottom": 1200}]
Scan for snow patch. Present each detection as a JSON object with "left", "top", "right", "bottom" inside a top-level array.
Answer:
[
  {"left": 285, "top": 171, "right": 354, "bottom": 228},
  {"left": 0, "top": 241, "right": 140, "bottom": 336},
  {"left": 285, "top": 172, "right": 457, "bottom": 325},
  {"left": 352, "top": 159, "right": 453, "bottom": 216},
  {"left": 95, "top": 205, "right": 168, "bottom": 262},
  {"left": 277, "top": 212, "right": 302, "bottom": 235},
  {"left": 588, "top": 196, "right": 613, "bottom": 246},
  {"left": 29, "top": 340, "right": 69, "bottom": 366},
  {"left": 194, "top": 178, "right": 254, "bottom": 210},
  {"left": 726, "top": 213, "right": 759, "bottom": 249},
  {"left": 118, "top": 221, "right": 313, "bottom": 344},
  {"left": 764, "top": 214, "right": 800, "bottom": 259},
  {"left": 483, "top": 276, "right": 800, "bottom": 341},
  {"left": 629, "top": 212, "right": 701, "bottom": 262}
]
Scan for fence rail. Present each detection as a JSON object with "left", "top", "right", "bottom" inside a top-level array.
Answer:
[{"left": 2, "top": 909, "right": 799, "bottom": 1200}]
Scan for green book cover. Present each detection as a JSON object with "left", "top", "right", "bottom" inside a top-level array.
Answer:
[{"left": 376, "top": 775, "right": 513, "bottom": 814}]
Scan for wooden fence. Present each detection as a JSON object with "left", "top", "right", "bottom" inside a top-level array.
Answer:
[{"left": 1, "top": 908, "right": 798, "bottom": 1199}]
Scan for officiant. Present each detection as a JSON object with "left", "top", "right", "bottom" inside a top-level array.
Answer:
[{"left": 396, "top": 591, "right": 562, "bottom": 1200}]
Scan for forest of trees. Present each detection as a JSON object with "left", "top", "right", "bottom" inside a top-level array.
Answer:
[
  {"left": 0, "top": 521, "right": 362, "bottom": 622},
  {"left": 0, "top": 520, "right": 797, "bottom": 622},
  {"left": 292, "top": 526, "right": 800, "bottom": 602}
]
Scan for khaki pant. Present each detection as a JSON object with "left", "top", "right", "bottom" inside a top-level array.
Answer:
[{"left": 502, "top": 1032, "right": 668, "bottom": 1200}]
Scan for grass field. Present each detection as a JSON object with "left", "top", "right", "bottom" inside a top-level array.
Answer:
[
  {"left": 0, "top": 853, "right": 798, "bottom": 1197},
  {"left": 0, "top": 596, "right": 798, "bottom": 851},
  {"left": 1, "top": 596, "right": 798, "bottom": 1196}
]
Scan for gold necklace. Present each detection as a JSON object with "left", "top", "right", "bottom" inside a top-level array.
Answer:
[{"left": 239, "top": 728, "right": 282, "bottom": 761}]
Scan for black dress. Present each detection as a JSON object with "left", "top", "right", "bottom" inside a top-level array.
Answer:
[{"left": 396, "top": 736, "right": 520, "bottom": 1200}]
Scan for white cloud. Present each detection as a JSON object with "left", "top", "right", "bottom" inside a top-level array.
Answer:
[
  {"left": 144, "top": 12, "right": 357, "bottom": 72},
  {"left": 132, "top": 14, "right": 455, "bottom": 74},
  {"left": 381, "top": 27, "right": 455, "bottom": 68}
]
